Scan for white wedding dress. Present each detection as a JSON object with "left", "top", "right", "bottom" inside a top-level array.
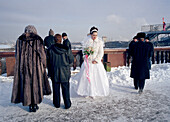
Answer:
[{"left": 71, "top": 36, "right": 109, "bottom": 97}]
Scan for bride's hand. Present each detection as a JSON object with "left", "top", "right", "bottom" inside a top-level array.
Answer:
[{"left": 92, "top": 60, "right": 98, "bottom": 64}]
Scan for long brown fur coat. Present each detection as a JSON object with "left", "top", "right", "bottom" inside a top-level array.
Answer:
[{"left": 11, "top": 33, "right": 51, "bottom": 106}]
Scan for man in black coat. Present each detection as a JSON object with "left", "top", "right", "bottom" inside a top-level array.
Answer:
[
  {"left": 130, "top": 32, "right": 151, "bottom": 94},
  {"left": 62, "top": 32, "right": 74, "bottom": 64},
  {"left": 47, "top": 34, "right": 73, "bottom": 109},
  {"left": 44, "top": 29, "right": 55, "bottom": 49},
  {"left": 145, "top": 37, "right": 154, "bottom": 70}
]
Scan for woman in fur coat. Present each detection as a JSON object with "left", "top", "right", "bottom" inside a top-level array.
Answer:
[{"left": 11, "top": 25, "right": 51, "bottom": 112}]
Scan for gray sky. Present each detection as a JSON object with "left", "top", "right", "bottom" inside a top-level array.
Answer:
[{"left": 0, "top": 0, "right": 170, "bottom": 43}]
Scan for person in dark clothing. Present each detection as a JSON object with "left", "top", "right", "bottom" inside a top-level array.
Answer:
[
  {"left": 47, "top": 34, "right": 73, "bottom": 109},
  {"left": 44, "top": 29, "right": 55, "bottom": 48},
  {"left": 145, "top": 37, "right": 154, "bottom": 70},
  {"left": 62, "top": 32, "right": 74, "bottom": 64},
  {"left": 127, "top": 36, "right": 138, "bottom": 67},
  {"left": 130, "top": 32, "right": 151, "bottom": 94}
]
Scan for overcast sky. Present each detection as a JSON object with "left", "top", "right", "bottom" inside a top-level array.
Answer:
[{"left": 0, "top": 0, "right": 170, "bottom": 43}]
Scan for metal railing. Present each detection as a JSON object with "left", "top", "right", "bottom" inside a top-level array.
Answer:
[
  {"left": 0, "top": 47, "right": 170, "bottom": 76},
  {"left": 141, "top": 23, "right": 170, "bottom": 32}
]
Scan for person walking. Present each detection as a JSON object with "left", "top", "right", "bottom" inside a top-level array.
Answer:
[{"left": 130, "top": 32, "right": 151, "bottom": 94}]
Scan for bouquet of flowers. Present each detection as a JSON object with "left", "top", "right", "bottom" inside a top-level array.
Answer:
[{"left": 83, "top": 47, "right": 94, "bottom": 56}]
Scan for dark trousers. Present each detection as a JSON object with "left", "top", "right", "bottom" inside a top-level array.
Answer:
[
  {"left": 52, "top": 81, "right": 71, "bottom": 108},
  {"left": 134, "top": 78, "right": 145, "bottom": 90}
]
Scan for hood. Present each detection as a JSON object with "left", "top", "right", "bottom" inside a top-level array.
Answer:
[
  {"left": 19, "top": 33, "right": 42, "bottom": 42},
  {"left": 50, "top": 44, "right": 67, "bottom": 54}
]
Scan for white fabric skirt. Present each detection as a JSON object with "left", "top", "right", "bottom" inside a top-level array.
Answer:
[{"left": 71, "top": 61, "right": 109, "bottom": 97}]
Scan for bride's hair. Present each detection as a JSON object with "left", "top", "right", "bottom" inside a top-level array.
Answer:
[{"left": 90, "top": 26, "right": 98, "bottom": 34}]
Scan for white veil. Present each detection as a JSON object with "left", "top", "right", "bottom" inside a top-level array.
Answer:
[
  {"left": 81, "top": 35, "right": 104, "bottom": 50},
  {"left": 81, "top": 35, "right": 93, "bottom": 49}
]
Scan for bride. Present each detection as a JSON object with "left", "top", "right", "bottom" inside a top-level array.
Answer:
[{"left": 71, "top": 26, "right": 109, "bottom": 98}]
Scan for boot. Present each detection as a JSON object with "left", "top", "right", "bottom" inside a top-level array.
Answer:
[
  {"left": 138, "top": 89, "right": 143, "bottom": 94},
  {"left": 29, "top": 105, "right": 36, "bottom": 112},
  {"left": 35, "top": 104, "right": 39, "bottom": 110}
]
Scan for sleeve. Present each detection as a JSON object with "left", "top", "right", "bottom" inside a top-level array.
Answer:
[
  {"left": 38, "top": 39, "right": 47, "bottom": 68},
  {"left": 63, "top": 40, "right": 74, "bottom": 64},
  {"left": 47, "top": 49, "right": 51, "bottom": 77},
  {"left": 63, "top": 39, "right": 70, "bottom": 49},
  {"left": 94, "top": 41, "right": 104, "bottom": 63},
  {"left": 15, "top": 39, "right": 18, "bottom": 58}
]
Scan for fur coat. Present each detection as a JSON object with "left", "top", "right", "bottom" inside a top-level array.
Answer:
[{"left": 11, "top": 33, "right": 51, "bottom": 106}]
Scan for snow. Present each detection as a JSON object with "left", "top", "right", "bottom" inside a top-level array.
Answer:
[{"left": 0, "top": 63, "right": 170, "bottom": 121}]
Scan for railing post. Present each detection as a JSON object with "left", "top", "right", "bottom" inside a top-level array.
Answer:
[
  {"left": 152, "top": 51, "right": 155, "bottom": 64},
  {"left": 156, "top": 51, "right": 160, "bottom": 64},
  {"left": 103, "top": 54, "right": 108, "bottom": 63},
  {"left": 161, "top": 51, "right": 164, "bottom": 63},
  {"left": 0, "top": 58, "right": 2, "bottom": 75},
  {"left": 165, "top": 51, "right": 168, "bottom": 63},
  {"left": 79, "top": 50, "right": 83, "bottom": 67},
  {"left": 124, "top": 50, "right": 127, "bottom": 66},
  {"left": 73, "top": 55, "right": 77, "bottom": 70},
  {"left": 169, "top": 51, "right": 170, "bottom": 63}
]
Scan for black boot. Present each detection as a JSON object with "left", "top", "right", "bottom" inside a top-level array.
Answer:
[
  {"left": 135, "top": 86, "right": 138, "bottom": 90},
  {"left": 29, "top": 105, "right": 35, "bottom": 112},
  {"left": 29, "top": 104, "right": 36, "bottom": 112},
  {"left": 35, "top": 104, "right": 39, "bottom": 110}
]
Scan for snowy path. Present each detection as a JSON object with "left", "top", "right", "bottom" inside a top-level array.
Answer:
[{"left": 0, "top": 64, "right": 170, "bottom": 121}]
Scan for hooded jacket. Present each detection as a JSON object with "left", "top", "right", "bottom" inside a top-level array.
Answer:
[{"left": 47, "top": 44, "right": 72, "bottom": 82}]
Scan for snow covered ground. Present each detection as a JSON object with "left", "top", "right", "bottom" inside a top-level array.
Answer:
[{"left": 0, "top": 63, "right": 170, "bottom": 121}]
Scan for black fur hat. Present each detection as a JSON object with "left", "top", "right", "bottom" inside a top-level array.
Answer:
[{"left": 136, "top": 32, "right": 146, "bottom": 38}]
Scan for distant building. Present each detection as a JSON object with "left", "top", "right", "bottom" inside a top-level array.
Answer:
[{"left": 71, "top": 42, "right": 82, "bottom": 50}]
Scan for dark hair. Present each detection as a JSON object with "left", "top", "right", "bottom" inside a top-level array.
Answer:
[
  {"left": 54, "top": 34, "right": 62, "bottom": 43},
  {"left": 90, "top": 26, "right": 98, "bottom": 34},
  {"left": 145, "top": 37, "right": 150, "bottom": 40}
]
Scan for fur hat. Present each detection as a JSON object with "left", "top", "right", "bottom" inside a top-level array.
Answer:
[
  {"left": 136, "top": 32, "right": 146, "bottom": 39},
  {"left": 24, "top": 25, "right": 37, "bottom": 34}
]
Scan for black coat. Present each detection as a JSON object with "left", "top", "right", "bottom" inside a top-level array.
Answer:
[
  {"left": 145, "top": 42, "right": 154, "bottom": 70},
  {"left": 63, "top": 38, "right": 74, "bottom": 64},
  {"left": 127, "top": 40, "right": 136, "bottom": 61},
  {"left": 47, "top": 44, "right": 72, "bottom": 82},
  {"left": 130, "top": 40, "right": 151, "bottom": 80},
  {"left": 44, "top": 35, "right": 55, "bottom": 48}
]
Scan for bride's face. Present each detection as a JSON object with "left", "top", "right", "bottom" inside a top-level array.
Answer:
[{"left": 91, "top": 32, "right": 98, "bottom": 40}]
